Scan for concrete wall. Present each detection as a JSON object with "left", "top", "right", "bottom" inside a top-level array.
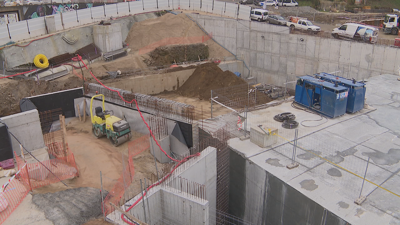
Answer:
[
  {"left": 0, "top": 13, "right": 157, "bottom": 69},
  {"left": 93, "top": 23, "right": 123, "bottom": 53},
  {"left": 229, "top": 149, "right": 347, "bottom": 225},
  {"left": 189, "top": 14, "right": 400, "bottom": 88},
  {"left": 127, "top": 187, "right": 209, "bottom": 225},
  {"left": 174, "top": 146, "right": 217, "bottom": 223},
  {"left": 0, "top": 109, "right": 45, "bottom": 156},
  {"left": 104, "top": 68, "right": 196, "bottom": 95}
]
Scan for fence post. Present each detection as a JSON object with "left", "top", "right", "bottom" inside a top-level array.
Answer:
[
  {"left": 116, "top": 3, "right": 119, "bottom": 14},
  {"left": 26, "top": 20, "right": 30, "bottom": 35},
  {"left": 104, "top": 3, "right": 106, "bottom": 17},
  {"left": 6, "top": 24, "right": 11, "bottom": 39},
  {"left": 157, "top": 0, "right": 159, "bottom": 9},
  {"left": 25, "top": 165, "right": 32, "bottom": 191},
  {"left": 142, "top": 0, "right": 144, "bottom": 10}
]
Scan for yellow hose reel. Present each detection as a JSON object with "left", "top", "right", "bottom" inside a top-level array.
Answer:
[{"left": 33, "top": 54, "right": 49, "bottom": 69}]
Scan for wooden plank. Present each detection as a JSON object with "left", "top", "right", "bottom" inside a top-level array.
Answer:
[
  {"left": 77, "top": 104, "right": 81, "bottom": 122},
  {"left": 83, "top": 99, "right": 87, "bottom": 122}
]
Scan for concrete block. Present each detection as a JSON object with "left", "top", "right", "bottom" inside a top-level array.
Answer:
[
  {"left": 329, "top": 39, "right": 341, "bottom": 63},
  {"left": 306, "top": 37, "right": 317, "bottom": 58},
  {"left": 271, "top": 36, "right": 280, "bottom": 54},
  {"left": 286, "top": 57, "right": 296, "bottom": 76},
  {"left": 45, "top": 16, "right": 56, "bottom": 33},
  {"left": 250, "top": 31, "right": 257, "bottom": 51},
  {"left": 93, "top": 23, "right": 123, "bottom": 53},
  {"left": 349, "top": 42, "right": 363, "bottom": 67},
  {"left": 250, "top": 52, "right": 257, "bottom": 67},
  {"left": 0, "top": 109, "right": 45, "bottom": 156},
  {"left": 359, "top": 43, "right": 374, "bottom": 69},
  {"left": 264, "top": 53, "right": 272, "bottom": 70},
  {"left": 250, "top": 125, "right": 278, "bottom": 147},
  {"left": 225, "top": 19, "right": 237, "bottom": 37},
  {"left": 370, "top": 45, "right": 385, "bottom": 73},
  {"left": 295, "top": 57, "right": 306, "bottom": 76},
  {"left": 243, "top": 31, "right": 250, "bottom": 49},
  {"left": 257, "top": 33, "right": 265, "bottom": 52},
  {"left": 278, "top": 56, "right": 287, "bottom": 74},
  {"left": 271, "top": 55, "right": 280, "bottom": 72},
  {"left": 339, "top": 40, "right": 351, "bottom": 64},
  {"left": 264, "top": 39, "right": 272, "bottom": 53},
  {"left": 318, "top": 38, "right": 331, "bottom": 61},
  {"left": 236, "top": 30, "right": 244, "bottom": 49},
  {"left": 213, "top": 20, "right": 225, "bottom": 37},
  {"left": 382, "top": 46, "right": 397, "bottom": 74},
  {"left": 150, "top": 135, "right": 171, "bottom": 163},
  {"left": 256, "top": 53, "right": 264, "bottom": 69}
]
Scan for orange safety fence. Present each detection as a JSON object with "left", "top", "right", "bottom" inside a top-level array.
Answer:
[
  {"left": 138, "top": 34, "right": 213, "bottom": 55},
  {"left": 0, "top": 164, "right": 30, "bottom": 224},
  {"left": 102, "top": 135, "right": 150, "bottom": 216}
]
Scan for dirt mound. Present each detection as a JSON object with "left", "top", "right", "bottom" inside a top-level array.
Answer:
[
  {"left": 177, "top": 63, "right": 246, "bottom": 100},
  {"left": 145, "top": 43, "right": 209, "bottom": 67},
  {"left": 125, "top": 13, "right": 233, "bottom": 60},
  {"left": 0, "top": 76, "right": 85, "bottom": 117}
]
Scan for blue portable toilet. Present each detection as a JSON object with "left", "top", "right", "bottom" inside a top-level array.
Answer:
[
  {"left": 314, "top": 73, "right": 366, "bottom": 113},
  {"left": 294, "top": 75, "right": 349, "bottom": 118}
]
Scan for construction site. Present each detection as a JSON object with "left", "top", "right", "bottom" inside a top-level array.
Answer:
[{"left": 0, "top": 1, "right": 400, "bottom": 225}]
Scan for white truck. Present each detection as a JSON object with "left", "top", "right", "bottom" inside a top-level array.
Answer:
[
  {"left": 383, "top": 14, "right": 400, "bottom": 35},
  {"left": 286, "top": 17, "right": 321, "bottom": 34}
]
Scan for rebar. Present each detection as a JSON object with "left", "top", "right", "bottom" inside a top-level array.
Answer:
[{"left": 87, "top": 83, "right": 195, "bottom": 124}]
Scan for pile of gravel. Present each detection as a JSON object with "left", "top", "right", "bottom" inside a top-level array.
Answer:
[{"left": 32, "top": 187, "right": 108, "bottom": 225}]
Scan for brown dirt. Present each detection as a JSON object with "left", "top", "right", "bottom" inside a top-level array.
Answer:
[
  {"left": 125, "top": 13, "right": 233, "bottom": 60},
  {"left": 0, "top": 76, "right": 89, "bottom": 117},
  {"left": 145, "top": 43, "right": 209, "bottom": 67},
  {"left": 177, "top": 63, "right": 247, "bottom": 100}
]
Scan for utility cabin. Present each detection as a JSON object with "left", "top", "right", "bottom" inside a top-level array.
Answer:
[
  {"left": 314, "top": 73, "right": 366, "bottom": 114},
  {"left": 294, "top": 75, "right": 349, "bottom": 118}
]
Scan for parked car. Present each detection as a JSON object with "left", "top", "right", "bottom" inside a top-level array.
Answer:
[
  {"left": 331, "top": 23, "right": 378, "bottom": 44},
  {"left": 4, "top": 0, "right": 22, "bottom": 6},
  {"left": 259, "top": 0, "right": 277, "bottom": 7},
  {"left": 26, "top": 0, "right": 42, "bottom": 5},
  {"left": 277, "top": 0, "right": 298, "bottom": 6},
  {"left": 250, "top": 9, "right": 269, "bottom": 22},
  {"left": 266, "top": 15, "right": 288, "bottom": 25},
  {"left": 287, "top": 17, "right": 321, "bottom": 33},
  {"left": 239, "top": 0, "right": 255, "bottom": 4}
]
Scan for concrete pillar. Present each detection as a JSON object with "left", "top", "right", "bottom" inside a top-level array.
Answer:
[
  {"left": 93, "top": 23, "right": 123, "bottom": 53},
  {"left": 45, "top": 15, "right": 56, "bottom": 34}
]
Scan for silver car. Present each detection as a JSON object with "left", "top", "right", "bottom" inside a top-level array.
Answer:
[{"left": 266, "top": 15, "right": 288, "bottom": 26}]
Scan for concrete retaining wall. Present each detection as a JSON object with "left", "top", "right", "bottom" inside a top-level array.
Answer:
[
  {"left": 127, "top": 187, "right": 209, "bottom": 225},
  {"left": 189, "top": 14, "right": 400, "bottom": 89},
  {"left": 0, "top": 13, "right": 157, "bottom": 69},
  {"left": 104, "top": 69, "right": 196, "bottom": 95},
  {"left": 0, "top": 109, "right": 45, "bottom": 156},
  {"left": 229, "top": 149, "right": 347, "bottom": 224}
]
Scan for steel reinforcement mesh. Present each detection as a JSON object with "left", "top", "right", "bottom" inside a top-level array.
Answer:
[
  {"left": 87, "top": 83, "right": 195, "bottom": 124},
  {"left": 102, "top": 135, "right": 150, "bottom": 216}
]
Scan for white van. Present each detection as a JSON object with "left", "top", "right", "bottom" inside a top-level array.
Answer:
[
  {"left": 277, "top": 0, "right": 298, "bottom": 7},
  {"left": 250, "top": 9, "right": 269, "bottom": 22},
  {"left": 331, "top": 23, "right": 378, "bottom": 44}
]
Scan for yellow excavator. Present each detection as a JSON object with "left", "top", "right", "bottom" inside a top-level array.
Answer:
[{"left": 90, "top": 94, "right": 132, "bottom": 146}]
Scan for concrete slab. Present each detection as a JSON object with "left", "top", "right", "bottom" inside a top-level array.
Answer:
[{"left": 228, "top": 74, "right": 400, "bottom": 225}]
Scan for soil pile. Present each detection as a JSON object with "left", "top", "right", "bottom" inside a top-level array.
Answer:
[
  {"left": 145, "top": 43, "right": 209, "bottom": 67},
  {"left": 0, "top": 76, "right": 86, "bottom": 117},
  {"left": 177, "top": 63, "right": 246, "bottom": 100},
  {"left": 125, "top": 13, "right": 233, "bottom": 59}
]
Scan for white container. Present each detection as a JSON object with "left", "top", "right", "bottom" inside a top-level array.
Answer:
[{"left": 250, "top": 125, "right": 278, "bottom": 148}]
